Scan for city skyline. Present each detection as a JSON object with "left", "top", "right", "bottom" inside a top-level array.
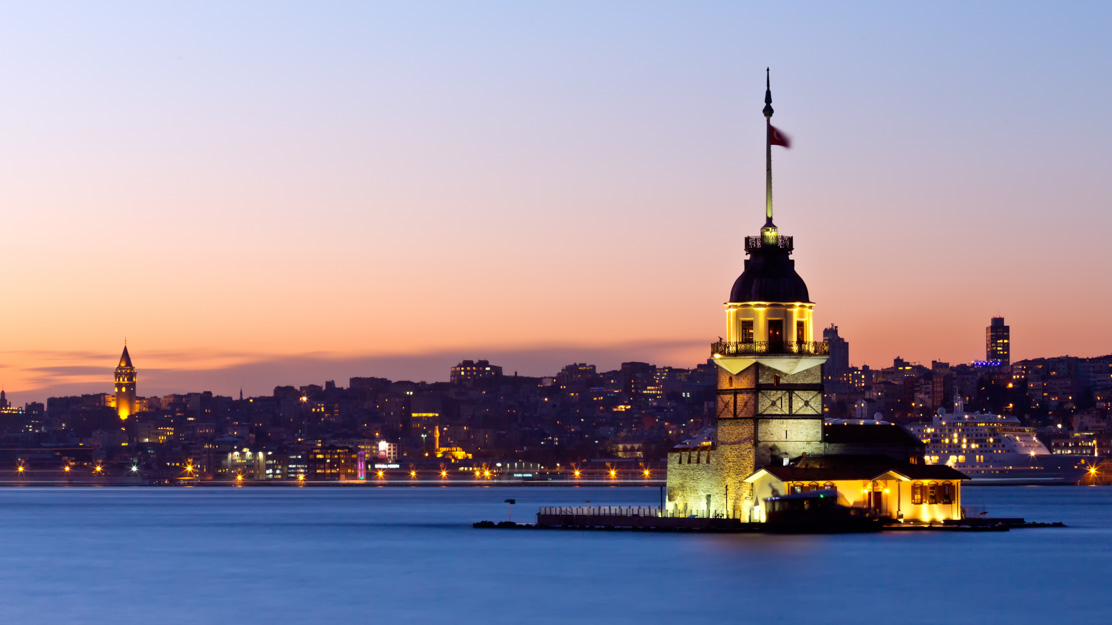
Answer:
[{"left": 3, "top": 2, "right": 1111, "bottom": 401}]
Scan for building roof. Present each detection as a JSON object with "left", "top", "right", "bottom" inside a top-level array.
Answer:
[
  {"left": 670, "top": 427, "right": 716, "bottom": 451},
  {"left": 823, "top": 421, "right": 924, "bottom": 449},
  {"left": 729, "top": 245, "right": 810, "bottom": 304},
  {"left": 747, "top": 454, "right": 968, "bottom": 483},
  {"left": 118, "top": 345, "right": 133, "bottom": 369}
]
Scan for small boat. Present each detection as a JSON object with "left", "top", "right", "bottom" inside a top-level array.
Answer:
[{"left": 762, "top": 489, "right": 883, "bottom": 533}]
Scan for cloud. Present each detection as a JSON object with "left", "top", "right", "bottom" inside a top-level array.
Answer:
[{"left": 3, "top": 338, "right": 712, "bottom": 403}]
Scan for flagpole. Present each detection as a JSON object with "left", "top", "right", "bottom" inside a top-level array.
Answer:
[{"left": 765, "top": 68, "right": 773, "bottom": 226}]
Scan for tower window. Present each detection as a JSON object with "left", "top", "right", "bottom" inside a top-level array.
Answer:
[
  {"left": 741, "top": 320, "right": 754, "bottom": 343},
  {"left": 768, "top": 320, "right": 784, "bottom": 345},
  {"left": 796, "top": 321, "right": 805, "bottom": 343}
]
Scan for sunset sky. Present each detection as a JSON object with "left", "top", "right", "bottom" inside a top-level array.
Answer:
[{"left": 2, "top": 2, "right": 1110, "bottom": 403}]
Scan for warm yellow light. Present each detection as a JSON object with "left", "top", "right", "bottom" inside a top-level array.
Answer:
[
  {"left": 643, "top": 470, "right": 650, "bottom": 477},
  {"left": 236, "top": 474, "right": 243, "bottom": 481},
  {"left": 483, "top": 470, "right": 491, "bottom": 478},
  {"left": 297, "top": 474, "right": 305, "bottom": 481},
  {"left": 63, "top": 466, "right": 70, "bottom": 473},
  {"left": 440, "top": 470, "right": 447, "bottom": 478},
  {"left": 16, "top": 465, "right": 24, "bottom": 473},
  {"left": 410, "top": 470, "right": 416, "bottom": 478},
  {"left": 609, "top": 470, "right": 616, "bottom": 478},
  {"left": 573, "top": 470, "right": 581, "bottom": 478},
  {"left": 94, "top": 466, "right": 103, "bottom": 473},
  {"left": 1089, "top": 467, "right": 1098, "bottom": 475},
  {"left": 377, "top": 470, "right": 384, "bottom": 478}
]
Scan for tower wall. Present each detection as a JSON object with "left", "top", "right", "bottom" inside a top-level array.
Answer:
[
  {"left": 664, "top": 449, "right": 724, "bottom": 517},
  {"left": 712, "top": 360, "right": 824, "bottom": 519}
]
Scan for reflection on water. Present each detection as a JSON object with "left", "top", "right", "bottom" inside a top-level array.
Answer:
[{"left": 0, "top": 485, "right": 1106, "bottom": 624}]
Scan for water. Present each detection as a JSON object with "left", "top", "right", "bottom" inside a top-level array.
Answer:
[{"left": 0, "top": 485, "right": 1107, "bottom": 624}]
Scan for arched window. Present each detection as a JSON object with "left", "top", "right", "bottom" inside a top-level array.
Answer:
[
  {"left": 806, "top": 482, "right": 820, "bottom": 493},
  {"left": 822, "top": 482, "right": 834, "bottom": 491},
  {"left": 927, "top": 482, "right": 938, "bottom": 505},
  {"left": 941, "top": 482, "right": 954, "bottom": 505},
  {"left": 911, "top": 482, "right": 923, "bottom": 505}
]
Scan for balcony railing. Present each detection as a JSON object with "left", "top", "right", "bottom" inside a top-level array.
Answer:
[
  {"left": 745, "top": 235, "right": 793, "bottom": 252},
  {"left": 711, "top": 340, "right": 829, "bottom": 357}
]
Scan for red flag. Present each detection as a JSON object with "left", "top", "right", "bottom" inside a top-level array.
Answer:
[{"left": 770, "top": 125, "right": 791, "bottom": 148}]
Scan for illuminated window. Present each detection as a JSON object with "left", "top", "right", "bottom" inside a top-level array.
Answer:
[
  {"left": 911, "top": 482, "right": 923, "bottom": 505},
  {"left": 927, "top": 482, "right": 938, "bottom": 505},
  {"left": 796, "top": 321, "right": 805, "bottom": 343},
  {"left": 741, "top": 320, "right": 754, "bottom": 343}
]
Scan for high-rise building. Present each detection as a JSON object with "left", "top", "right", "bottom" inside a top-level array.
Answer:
[
  {"left": 987, "top": 316, "right": 1010, "bottom": 366},
  {"left": 114, "top": 344, "right": 137, "bottom": 420},
  {"left": 823, "top": 324, "right": 850, "bottom": 383}
]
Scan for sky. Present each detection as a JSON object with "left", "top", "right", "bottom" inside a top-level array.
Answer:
[{"left": 1, "top": 1, "right": 1111, "bottom": 403}]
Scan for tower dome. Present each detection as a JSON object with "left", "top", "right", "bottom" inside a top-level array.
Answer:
[{"left": 728, "top": 237, "right": 810, "bottom": 303}]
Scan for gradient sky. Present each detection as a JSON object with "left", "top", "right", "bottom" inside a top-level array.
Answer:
[{"left": 2, "top": 1, "right": 1111, "bottom": 403}]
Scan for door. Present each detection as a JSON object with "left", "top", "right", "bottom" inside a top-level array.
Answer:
[{"left": 768, "top": 320, "right": 784, "bottom": 351}]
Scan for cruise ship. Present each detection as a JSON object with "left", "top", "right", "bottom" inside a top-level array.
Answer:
[{"left": 905, "top": 398, "right": 1097, "bottom": 484}]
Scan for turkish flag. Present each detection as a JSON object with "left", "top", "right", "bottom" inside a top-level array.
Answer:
[{"left": 770, "top": 125, "right": 791, "bottom": 148}]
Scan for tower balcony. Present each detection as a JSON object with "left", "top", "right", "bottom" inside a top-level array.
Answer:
[
  {"left": 711, "top": 340, "right": 829, "bottom": 357},
  {"left": 745, "top": 235, "right": 793, "bottom": 252}
]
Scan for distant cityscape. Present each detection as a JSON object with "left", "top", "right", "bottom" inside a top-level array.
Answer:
[{"left": 0, "top": 315, "right": 1107, "bottom": 483}]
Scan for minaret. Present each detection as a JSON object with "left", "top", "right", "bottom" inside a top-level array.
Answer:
[
  {"left": 114, "top": 344, "right": 137, "bottom": 420},
  {"left": 711, "top": 71, "right": 827, "bottom": 519}
]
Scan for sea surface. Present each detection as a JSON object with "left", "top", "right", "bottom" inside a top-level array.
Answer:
[{"left": 0, "top": 485, "right": 1107, "bottom": 624}]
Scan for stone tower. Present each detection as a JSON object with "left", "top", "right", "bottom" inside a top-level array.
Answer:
[
  {"left": 711, "top": 70, "right": 828, "bottom": 520},
  {"left": 114, "top": 344, "right": 137, "bottom": 420}
]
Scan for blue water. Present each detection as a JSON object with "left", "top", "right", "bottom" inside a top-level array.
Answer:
[{"left": 0, "top": 485, "right": 1107, "bottom": 624}]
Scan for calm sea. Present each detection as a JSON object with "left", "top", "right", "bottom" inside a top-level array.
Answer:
[{"left": 0, "top": 485, "right": 1106, "bottom": 624}]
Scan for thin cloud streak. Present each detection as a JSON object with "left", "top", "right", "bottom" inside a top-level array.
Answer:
[{"left": 3, "top": 339, "right": 710, "bottom": 404}]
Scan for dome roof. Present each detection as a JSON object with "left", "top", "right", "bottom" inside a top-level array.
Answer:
[{"left": 729, "top": 246, "right": 810, "bottom": 303}]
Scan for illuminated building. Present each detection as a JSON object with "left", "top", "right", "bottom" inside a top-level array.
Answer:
[
  {"left": 987, "top": 316, "right": 1010, "bottom": 366},
  {"left": 308, "top": 444, "right": 358, "bottom": 480},
  {"left": 376, "top": 440, "right": 398, "bottom": 463},
  {"left": 114, "top": 344, "right": 137, "bottom": 420},
  {"left": 222, "top": 448, "right": 268, "bottom": 480},
  {"left": 664, "top": 72, "right": 966, "bottom": 524},
  {"left": 666, "top": 72, "right": 827, "bottom": 520},
  {"left": 450, "top": 360, "right": 503, "bottom": 386}
]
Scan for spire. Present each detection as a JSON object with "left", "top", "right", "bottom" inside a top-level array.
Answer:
[
  {"left": 762, "top": 68, "right": 778, "bottom": 243},
  {"left": 118, "top": 344, "right": 133, "bottom": 369}
]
